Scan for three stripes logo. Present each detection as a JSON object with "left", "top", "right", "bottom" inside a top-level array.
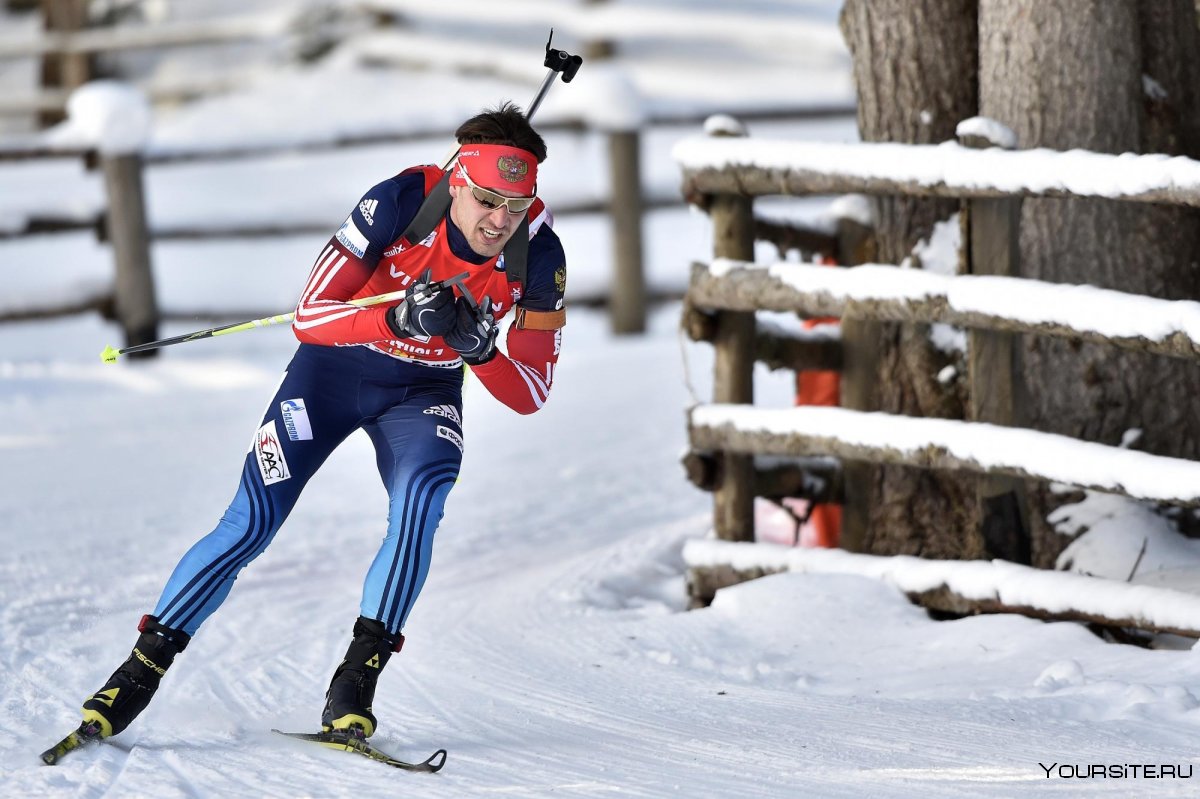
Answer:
[
  {"left": 422, "top": 404, "right": 461, "bottom": 426},
  {"left": 358, "top": 198, "right": 378, "bottom": 226}
]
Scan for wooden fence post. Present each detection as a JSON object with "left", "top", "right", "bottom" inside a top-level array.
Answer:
[
  {"left": 834, "top": 214, "right": 876, "bottom": 552},
  {"left": 707, "top": 118, "right": 755, "bottom": 541},
  {"left": 961, "top": 126, "right": 1030, "bottom": 563},
  {"left": 576, "top": 4, "right": 645, "bottom": 334},
  {"left": 582, "top": 0, "right": 616, "bottom": 60},
  {"left": 100, "top": 151, "right": 159, "bottom": 354},
  {"left": 608, "top": 128, "right": 646, "bottom": 334},
  {"left": 39, "top": 0, "right": 91, "bottom": 128}
]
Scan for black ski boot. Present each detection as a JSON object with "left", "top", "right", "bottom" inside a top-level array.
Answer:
[
  {"left": 321, "top": 616, "right": 404, "bottom": 738},
  {"left": 81, "top": 614, "right": 190, "bottom": 738}
]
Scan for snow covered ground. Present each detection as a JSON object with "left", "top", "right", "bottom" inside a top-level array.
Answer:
[
  {"left": 3, "top": 1, "right": 1200, "bottom": 795},
  {"left": 4, "top": 309, "right": 1200, "bottom": 797}
]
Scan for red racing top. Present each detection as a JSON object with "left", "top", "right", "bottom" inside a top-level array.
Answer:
[{"left": 292, "top": 166, "right": 566, "bottom": 415}]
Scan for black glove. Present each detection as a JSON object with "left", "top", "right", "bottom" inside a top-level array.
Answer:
[
  {"left": 387, "top": 269, "right": 455, "bottom": 339},
  {"left": 444, "top": 294, "right": 498, "bottom": 365}
]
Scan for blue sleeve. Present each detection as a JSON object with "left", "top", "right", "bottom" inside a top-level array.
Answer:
[
  {"left": 521, "top": 224, "right": 567, "bottom": 312},
  {"left": 337, "top": 170, "right": 427, "bottom": 262}
]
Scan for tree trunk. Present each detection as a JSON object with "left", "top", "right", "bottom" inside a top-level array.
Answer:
[
  {"left": 979, "top": 0, "right": 1200, "bottom": 559},
  {"left": 839, "top": 0, "right": 982, "bottom": 559}
]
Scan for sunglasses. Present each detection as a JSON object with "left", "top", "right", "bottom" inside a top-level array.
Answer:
[{"left": 458, "top": 164, "right": 536, "bottom": 214}]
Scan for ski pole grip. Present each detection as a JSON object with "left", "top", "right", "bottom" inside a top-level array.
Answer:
[{"left": 545, "top": 47, "right": 583, "bottom": 82}]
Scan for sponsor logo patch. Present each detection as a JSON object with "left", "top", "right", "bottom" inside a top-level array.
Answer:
[
  {"left": 280, "top": 398, "right": 313, "bottom": 441},
  {"left": 335, "top": 216, "right": 369, "bottom": 258},
  {"left": 254, "top": 420, "right": 291, "bottom": 484},
  {"left": 419, "top": 230, "right": 437, "bottom": 248},
  {"left": 437, "top": 425, "right": 464, "bottom": 454},
  {"left": 423, "top": 404, "right": 462, "bottom": 425},
  {"left": 383, "top": 243, "right": 405, "bottom": 258}
]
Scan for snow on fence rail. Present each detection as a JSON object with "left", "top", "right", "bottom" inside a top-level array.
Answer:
[
  {"left": 674, "top": 138, "right": 1200, "bottom": 208},
  {"left": 689, "top": 259, "right": 1200, "bottom": 361},
  {"left": 675, "top": 120, "right": 1200, "bottom": 629},
  {"left": 688, "top": 404, "right": 1200, "bottom": 508},
  {"left": 684, "top": 540, "right": 1200, "bottom": 638}
]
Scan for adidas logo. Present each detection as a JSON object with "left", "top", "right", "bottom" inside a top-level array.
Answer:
[
  {"left": 422, "top": 404, "right": 461, "bottom": 426},
  {"left": 359, "top": 198, "right": 378, "bottom": 226}
]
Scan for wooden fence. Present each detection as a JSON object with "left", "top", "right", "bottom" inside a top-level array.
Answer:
[
  {"left": 0, "top": 4, "right": 854, "bottom": 342},
  {"left": 677, "top": 120, "right": 1200, "bottom": 636}
]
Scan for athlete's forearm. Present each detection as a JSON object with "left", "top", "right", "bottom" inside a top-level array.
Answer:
[
  {"left": 292, "top": 240, "right": 395, "bottom": 346},
  {"left": 467, "top": 326, "right": 559, "bottom": 414}
]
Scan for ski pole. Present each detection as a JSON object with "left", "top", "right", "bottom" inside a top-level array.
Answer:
[
  {"left": 100, "top": 272, "right": 469, "bottom": 363},
  {"left": 527, "top": 29, "right": 583, "bottom": 120},
  {"left": 104, "top": 36, "right": 582, "bottom": 364},
  {"left": 439, "top": 29, "right": 582, "bottom": 169}
]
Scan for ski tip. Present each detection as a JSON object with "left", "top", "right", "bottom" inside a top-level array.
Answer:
[
  {"left": 40, "top": 723, "right": 103, "bottom": 766},
  {"left": 100, "top": 345, "right": 121, "bottom": 364}
]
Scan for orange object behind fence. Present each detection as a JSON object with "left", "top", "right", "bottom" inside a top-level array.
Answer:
[{"left": 795, "top": 257, "right": 842, "bottom": 548}]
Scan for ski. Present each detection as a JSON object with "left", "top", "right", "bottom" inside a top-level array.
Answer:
[
  {"left": 40, "top": 720, "right": 105, "bottom": 765},
  {"left": 271, "top": 729, "right": 447, "bottom": 773}
]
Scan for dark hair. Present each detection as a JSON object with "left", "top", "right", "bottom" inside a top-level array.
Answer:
[{"left": 456, "top": 101, "right": 548, "bottom": 163}]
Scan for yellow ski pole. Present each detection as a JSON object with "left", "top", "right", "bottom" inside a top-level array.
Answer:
[{"left": 100, "top": 273, "right": 467, "bottom": 363}]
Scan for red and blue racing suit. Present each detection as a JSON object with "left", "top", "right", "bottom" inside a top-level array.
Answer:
[{"left": 151, "top": 166, "right": 566, "bottom": 636}]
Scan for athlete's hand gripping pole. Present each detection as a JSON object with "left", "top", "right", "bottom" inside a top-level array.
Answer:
[
  {"left": 444, "top": 281, "right": 499, "bottom": 366},
  {"left": 100, "top": 272, "right": 470, "bottom": 364}
]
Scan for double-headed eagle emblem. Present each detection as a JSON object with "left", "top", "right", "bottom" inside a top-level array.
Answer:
[{"left": 496, "top": 156, "right": 530, "bottom": 184}]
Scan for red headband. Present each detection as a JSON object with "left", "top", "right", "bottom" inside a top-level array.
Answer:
[{"left": 449, "top": 144, "right": 538, "bottom": 196}]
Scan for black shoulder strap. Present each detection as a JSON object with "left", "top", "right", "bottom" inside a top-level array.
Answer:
[
  {"left": 400, "top": 170, "right": 453, "bottom": 246},
  {"left": 400, "top": 168, "right": 529, "bottom": 287},
  {"left": 504, "top": 217, "right": 529, "bottom": 287}
]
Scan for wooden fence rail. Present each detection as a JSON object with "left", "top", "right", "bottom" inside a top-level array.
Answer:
[
  {"left": 688, "top": 260, "right": 1200, "bottom": 361},
  {"left": 688, "top": 404, "right": 1200, "bottom": 508},
  {"left": 685, "top": 540, "right": 1200, "bottom": 639},
  {"left": 0, "top": 14, "right": 285, "bottom": 59},
  {"left": 675, "top": 139, "right": 1200, "bottom": 209}
]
